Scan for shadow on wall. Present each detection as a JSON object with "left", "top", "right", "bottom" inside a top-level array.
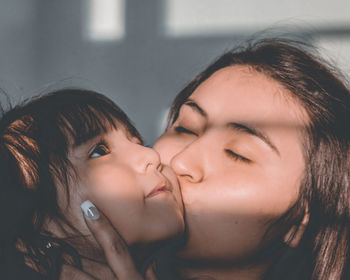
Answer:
[{"left": 0, "top": 0, "right": 350, "bottom": 144}]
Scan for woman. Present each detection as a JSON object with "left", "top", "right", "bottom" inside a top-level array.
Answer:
[
  {"left": 0, "top": 89, "right": 184, "bottom": 279},
  {"left": 90, "top": 38, "right": 350, "bottom": 280}
]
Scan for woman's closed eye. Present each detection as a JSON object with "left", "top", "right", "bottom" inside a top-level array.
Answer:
[
  {"left": 225, "top": 149, "right": 251, "bottom": 164},
  {"left": 174, "top": 126, "right": 198, "bottom": 136},
  {"left": 89, "top": 142, "right": 110, "bottom": 158}
]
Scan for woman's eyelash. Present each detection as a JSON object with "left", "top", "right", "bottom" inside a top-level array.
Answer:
[
  {"left": 174, "top": 126, "right": 197, "bottom": 136},
  {"left": 225, "top": 149, "right": 251, "bottom": 163},
  {"left": 89, "top": 141, "right": 110, "bottom": 158}
]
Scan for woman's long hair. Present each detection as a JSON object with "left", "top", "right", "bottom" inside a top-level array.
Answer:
[
  {"left": 166, "top": 38, "right": 350, "bottom": 280},
  {"left": 0, "top": 89, "right": 141, "bottom": 279}
]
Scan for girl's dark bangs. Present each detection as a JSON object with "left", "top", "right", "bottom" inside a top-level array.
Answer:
[{"left": 56, "top": 102, "right": 120, "bottom": 147}]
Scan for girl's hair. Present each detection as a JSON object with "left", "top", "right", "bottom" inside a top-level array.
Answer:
[
  {"left": 0, "top": 89, "right": 142, "bottom": 279},
  {"left": 167, "top": 38, "right": 350, "bottom": 280}
]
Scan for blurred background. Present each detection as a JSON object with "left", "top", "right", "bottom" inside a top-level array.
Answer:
[{"left": 1, "top": 0, "right": 350, "bottom": 144}]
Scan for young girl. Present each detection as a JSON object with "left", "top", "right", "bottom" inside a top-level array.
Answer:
[{"left": 0, "top": 89, "right": 184, "bottom": 279}]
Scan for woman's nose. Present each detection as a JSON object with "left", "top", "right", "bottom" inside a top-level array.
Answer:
[
  {"left": 132, "top": 144, "right": 162, "bottom": 173},
  {"left": 170, "top": 143, "right": 204, "bottom": 183}
]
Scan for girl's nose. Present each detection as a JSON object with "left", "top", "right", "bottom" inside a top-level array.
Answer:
[{"left": 132, "top": 144, "right": 162, "bottom": 173}]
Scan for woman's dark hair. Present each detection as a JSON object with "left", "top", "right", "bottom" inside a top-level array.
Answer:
[
  {"left": 167, "top": 38, "right": 350, "bottom": 280},
  {"left": 0, "top": 89, "right": 142, "bottom": 279}
]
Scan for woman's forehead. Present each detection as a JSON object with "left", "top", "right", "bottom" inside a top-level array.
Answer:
[
  {"left": 177, "top": 66, "right": 309, "bottom": 160},
  {"left": 187, "top": 66, "right": 307, "bottom": 124}
]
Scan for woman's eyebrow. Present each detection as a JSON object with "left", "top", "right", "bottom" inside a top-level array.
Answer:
[
  {"left": 183, "top": 100, "right": 280, "bottom": 156},
  {"left": 227, "top": 122, "right": 280, "bottom": 156},
  {"left": 184, "top": 100, "right": 207, "bottom": 118}
]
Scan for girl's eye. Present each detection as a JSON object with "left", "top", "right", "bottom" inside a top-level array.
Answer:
[
  {"left": 174, "top": 126, "right": 198, "bottom": 136},
  {"left": 225, "top": 149, "right": 251, "bottom": 164},
  {"left": 89, "top": 143, "right": 110, "bottom": 158}
]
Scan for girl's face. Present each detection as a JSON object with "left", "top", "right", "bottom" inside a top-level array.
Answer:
[
  {"left": 67, "top": 126, "right": 184, "bottom": 246},
  {"left": 154, "top": 65, "right": 308, "bottom": 262}
]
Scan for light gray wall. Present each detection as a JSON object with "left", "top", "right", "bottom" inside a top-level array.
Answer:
[
  {"left": 0, "top": 0, "right": 38, "bottom": 100},
  {"left": 1, "top": 0, "right": 350, "bottom": 144}
]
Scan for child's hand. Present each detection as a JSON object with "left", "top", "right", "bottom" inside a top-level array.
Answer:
[{"left": 81, "top": 200, "right": 157, "bottom": 280}]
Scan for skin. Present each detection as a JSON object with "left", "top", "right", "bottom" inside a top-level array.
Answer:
[
  {"left": 153, "top": 65, "right": 309, "bottom": 279},
  {"left": 67, "top": 126, "right": 184, "bottom": 245},
  {"left": 51, "top": 125, "right": 184, "bottom": 279}
]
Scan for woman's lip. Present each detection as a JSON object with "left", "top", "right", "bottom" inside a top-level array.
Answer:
[{"left": 146, "top": 182, "right": 171, "bottom": 198}]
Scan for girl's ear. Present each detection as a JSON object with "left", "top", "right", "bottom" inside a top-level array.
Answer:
[{"left": 283, "top": 207, "right": 309, "bottom": 248}]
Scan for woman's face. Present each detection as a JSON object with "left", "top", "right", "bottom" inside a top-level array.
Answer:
[
  {"left": 154, "top": 65, "right": 308, "bottom": 262},
  {"left": 67, "top": 126, "right": 184, "bottom": 246}
]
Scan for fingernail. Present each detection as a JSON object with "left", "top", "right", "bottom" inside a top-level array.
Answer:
[{"left": 80, "top": 200, "right": 100, "bottom": 220}]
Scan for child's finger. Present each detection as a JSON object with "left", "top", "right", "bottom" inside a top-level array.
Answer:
[{"left": 81, "top": 200, "right": 144, "bottom": 280}]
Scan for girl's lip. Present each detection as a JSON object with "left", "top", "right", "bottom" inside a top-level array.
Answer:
[{"left": 146, "top": 180, "right": 171, "bottom": 198}]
